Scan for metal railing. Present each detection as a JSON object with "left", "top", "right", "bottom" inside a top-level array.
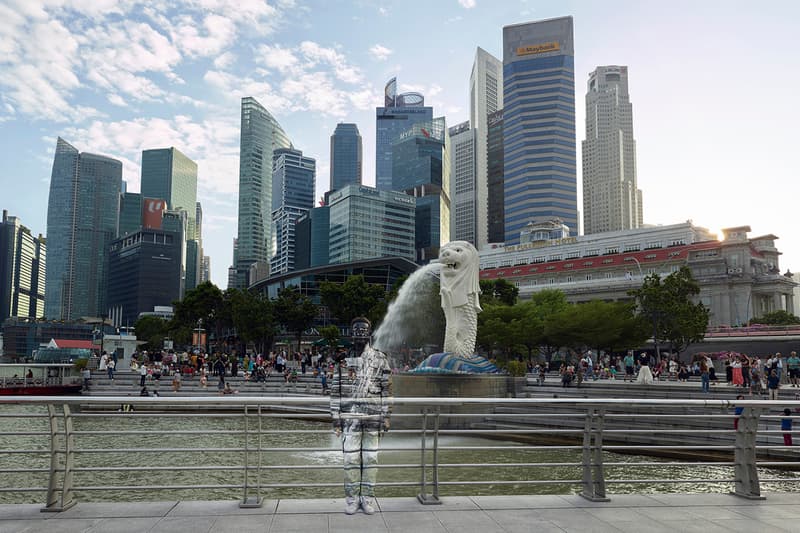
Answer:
[{"left": 0, "top": 396, "right": 798, "bottom": 512}]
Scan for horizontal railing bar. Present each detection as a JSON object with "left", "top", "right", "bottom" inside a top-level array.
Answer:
[
  {"left": 436, "top": 480, "right": 581, "bottom": 485},
  {"left": 602, "top": 445, "right": 736, "bottom": 450},
  {"left": 759, "top": 478, "right": 800, "bottom": 482},
  {"left": 0, "top": 487, "right": 47, "bottom": 493},
  {"left": 0, "top": 468, "right": 50, "bottom": 473},
  {"left": 604, "top": 479, "right": 735, "bottom": 484}
]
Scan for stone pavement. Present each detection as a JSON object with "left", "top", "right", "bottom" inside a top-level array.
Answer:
[{"left": 2, "top": 493, "right": 799, "bottom": 532}]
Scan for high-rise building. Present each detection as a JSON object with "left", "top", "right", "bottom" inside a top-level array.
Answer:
[
  {"left": 469, "top": 47, "right": 503, "bottom": 248},
  {"left": 0, "top": 211, "right": 46, "bottom": 322},
  {"left": 106, "top": 225, "right": 183, "bottom": 327},
  {"left": 328, "top": 184, "right": 416, "bottom": 264},
  {"left": 227, "top": 238, "right": 238, "bottom": 290},
  {"left": 118, "top": 191, "right": 143, "bottom": 237},
  {"left": 448, "top": 121, "right": 478, "bottom": 244},
  {"left": 487, "top": 109, "right": 505, "bottom": 243},
  {"left": 330, "top": 123, "right": 362, "bottom": 192},
  {"left": 200, "top": 255, "right": 211, "bottom": 284},
  {"left": 234, "top": 96, "right": 292, "bottom": 288},
  {"left": 376, "top": 78, "right": 433, "bottom": 191},
  {"left": 45, "top": 137, "right": 122, "bottom": 320},
  {"left": 141, "top": 147, "right": 198, "bottom": 238},
  {"left": 502, "top": 17, "right": 578, "bottom": 243},
  {"left": 392, "top": 118, "right": 450, "bottom": 263},
  {"left": 583, "top": 65, "right": 643, "bottom": 234},
  {"left": 270, "top": 147, "right": 316, "bottom": 276},
  {"left": 294, "top": 206, "right": 330, "bottom": 270}
]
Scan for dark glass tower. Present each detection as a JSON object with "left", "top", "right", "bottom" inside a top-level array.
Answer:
[
  {"left": 502, "top": 17, "right": 577, "bottom": 243},
  {"left": 487, "top": 109, "right": 505, "bottom": 243},
  {"left": 330, "top": 123, "right": 362, "bottom": 192},
  {"left": 375, "top": 78, "right": 433, "bottom": 191},
  {"left": 270, "top": 148, "right": 315, "bottom": 276},
  {"left": 45, "top": 137, "right": 122, "bottom": 320}
]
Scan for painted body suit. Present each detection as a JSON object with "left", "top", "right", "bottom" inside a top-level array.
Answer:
[{"left": 330, "top": 345, "right": 392, "bottom": 498}]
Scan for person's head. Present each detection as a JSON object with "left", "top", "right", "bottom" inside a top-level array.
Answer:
[
  {"left": 736, "top": 394, "right": 744, "bottom": 400},
  {"left": 784, "top": 408, "right": 792, "bottom": 416}
]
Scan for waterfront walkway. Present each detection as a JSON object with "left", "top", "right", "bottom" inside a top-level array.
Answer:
[{"left": 2, "top": 493, "right": 799, "bottom": 532}]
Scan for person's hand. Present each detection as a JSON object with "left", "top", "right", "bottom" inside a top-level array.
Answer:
[
  {"left": 334, "top": 426, "right": 342, "bottom": 437},
  {"left": 382, "top": 420, "right": 390, "bottom": 433}
]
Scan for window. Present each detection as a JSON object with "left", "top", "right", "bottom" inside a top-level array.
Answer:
[
  {"left": 623, "top": 243, "right": 640, "bottom": 252},
  {"left": 584, "top": 249, "right": 599, "bottom": 257},
  {"left": 586, "top": 274, "right": 593, "bottom": 281},
  {"left": 605, "top": 246, "right": 619, "bottom": 255},
  {"left": 548, "top": 254, "right": 562, "bottom": 261},
  {"left": 645, "top": 241, "right": 662, "bottom": 250}
]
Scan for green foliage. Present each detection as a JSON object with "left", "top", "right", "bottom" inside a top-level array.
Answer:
[
  {"left": 229, "top": 289, "right": 276, "bottom": 353},
  {"left": 134, "top": 315, "right": 169, "bottom": 352},
  {"left": 169, "top": 281, "right": 226, "bottom": 346},
  {"left": 504, "top": 360, "right": 527, "bottom": 377},
  {"left": 73, "top": 358, "right": 88, "bottom": 371},
  {"left": 320, "top": 275, "right": 387, "bottom": 325},
  {"left": 628, "top": 266, "right": 709, "bottom": 354},
  {"left": 750, "top": 310, "right": 800, "bottom": 326},
  {"left": 318, "top": 325, "right": 341, "bottom": 349},
  {"left": 273, "top": 286, "right": 317, "bottom": 352},
  {"left": 479, "top": 279, "right": 519, "bottom": 307}
]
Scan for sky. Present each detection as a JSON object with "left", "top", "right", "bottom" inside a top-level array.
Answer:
[{"left": 1, "top": 0, "right": 799, "bottom": 288}]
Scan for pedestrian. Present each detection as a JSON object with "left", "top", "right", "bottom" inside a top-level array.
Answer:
[
  {"left": 636, "top": 352, "right": 654, "bottom": 385},
  {"left": 767, "top": 369, "right": 780, "bottom": 400},
  {"left": 731, "top": 357, "right": 744, "bottom": 388},
  {"left": 139, "top": 363, "right": 147, "bottom": 387},
  {"left": 107, "top": 357, "right": 115, "bottom": 381},
  {"left": 172, "top": 370, "right": 181, "bottom": 392},
  {"left": 734, "top": 394, "right": 744, "bottom": 430},
  {"left": 787, "top": 351, "right": 800, "bottom": 387},
  {"left": 623, "top": 351, "right": 635, "bottom": 382},
  {"left": 700, "top": 359, "right": 710, "bottom": 393},
  {"left": 781, "top": 408, "right": 793, "bottom": 446}
]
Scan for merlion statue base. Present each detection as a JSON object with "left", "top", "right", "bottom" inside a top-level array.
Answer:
[{"left": 412, "top": 352, "right": 498, "bottom": 374}]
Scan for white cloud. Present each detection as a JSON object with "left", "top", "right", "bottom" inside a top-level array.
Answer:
[
  {"left": 171, "top": 13, "right": 236, "bottom": 58},
  {"left": 369, "top": 44, "right": 393, "bottom": 61},
  {"left": 458, "top": 0, "right": 476, "bottom": 8},
  {"left": 299, "top": 41, "right": 363, "bottom": 83},
  {"left": 213, "top": 51, "right": 236, "bottom": 69},
  {"left": 256, "top": 44, "right": 299, "bottom": 72},
  {"left": 107, "top": 93, "right": 127, "bottom": 107}
]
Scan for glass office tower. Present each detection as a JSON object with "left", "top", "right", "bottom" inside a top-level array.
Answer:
[
  {"left": 330, "top": 123, "right": 362, "bottom": 192},
  {"left": 502, "top": 16, "right": 577, "bottom": 243},
  {"left": 45, "top": 137, "right": 122, "bottom": 320},
  {"left": 270, "top": 148, "right": 316, "bottom": 276},
  {"left": 234, "top": 96, "right": 292, "bottom": 288},
  {"left": 375, "top": 78, "right": 433, "bottom": 191}
]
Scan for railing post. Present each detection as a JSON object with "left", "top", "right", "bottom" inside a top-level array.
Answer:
[
  {"left": 240, "top": 404, "right": 262, "bottom": 508},
  {"left": 733, "top": 406, "right": 764, "bottom": 500},
  {"left": 417, "top": 407, "right": 441, "bottom": 504},
  {"left": 42, "top": 404, "right": 76, "bottom": 512},
  {"left": 579, "top": 407, "right": 609, "bottom": 502}
]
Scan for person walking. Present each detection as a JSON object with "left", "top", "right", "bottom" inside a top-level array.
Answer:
[
  {"left": 700, "top": 359, "right": 710, "bottom": 394},
  {"left": 781, "top": 408, "right": 794, "bottom": 446},
  {"left": 731, "top": 357, "right": 744, "bottom": 388},
  {"left": 787, "top": 351, "right": 800, "bottom": 387},
  {"left": 139, "top": 363, "right": 147, "bottom": 387}
]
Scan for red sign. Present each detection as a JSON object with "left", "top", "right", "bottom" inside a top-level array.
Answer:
[{"left": 142, "top": 198, "right": 166, "bottom": 229}]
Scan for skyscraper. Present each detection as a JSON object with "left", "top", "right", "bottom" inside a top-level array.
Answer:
[
  {"left": 0, "top": 211, "right": 46, "bottom": 322},
  {"left": 140, "top": 147, "right": 198, "bottom": 238},
  {"left": 234, "top": 96, "right": 292, "bottom": 288},
  {"left": 330, "top": 123, "right": 362, "bottom": 192},
  {"left": 328, "top": 184, "right": 416, "bottom": 264},
  {"left": 469, "top": 47, "right": 503, "bottom": 249},
  {"left": 487, "top": 109, "right": 505, "bottom": 243},
  {"left": 118, "top": 191, "right": 142, "bottom": 237},
  {"left": 45, "top": 137, "right": 122, "bottom": 320},
  {"left": 270, "top": 147, "right": 315, "bottom": 276},
  {"left": 294, "top": 206, "right": 330, "bottom": 270},
  {"left": 448, "top": 121, "right": 478, "bottom": 244},
  {"left": 583, "top": 65, "right": 643, "bottom": 234},
  {"left": 392, "top": 118, "right": 450, "bottom": 262},
  {"left": 502, "top": 17, "right": 577, "bottom": 243},
  {"left": 375, "top": 78, "right": 433, "bottom": 191}
]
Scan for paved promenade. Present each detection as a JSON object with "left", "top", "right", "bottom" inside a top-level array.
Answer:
[{"left": 2, "top": 493, "right": 799, "bottom": 533}]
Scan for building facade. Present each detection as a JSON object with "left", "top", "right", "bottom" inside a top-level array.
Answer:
[
  {"left": 470, "top": 47, "right": 503, "bottom": 249},
  {"left": 479, "top": 222, "right": 796, "bottom": 327},
  {"left": 295, "top": 206, "right": 330, "bottom": 271},
  {"left": 327, "top": 184, "right": 416, "bottom": 265},
  {"left": 330, "top": 123, "right": 362, "bottom": 192},
  {"left": 392, "top": 118, "right": 450, "bottom": 263},
  {"left": 487, "top": 109, "right": 505, "bottom": 244},
  {"left": 106, "top": 227, "right": 183, "bottom": 327},
  {"left": 502, "top": 17, "right": 578, "bottom": 242},
  {"left": 375, "top": 78, "right": 433, "bottom": 191},
  {"left": 270, "top": 148, "right": 316, "bottom": 277},
  {"left": 141, "top": 147, "right": 198, "bottom": 238},
  {"left": 118, "top": 191, "right": 142, "bottom": 237},
  {"left": 45, "top": 137, "right": 122, "bottom": 321},
  {"left": 448, "top": 121, "right": 477, "bottom": 244},
  {"left": 234, "top": 96, "right": 292, "bottom": 288},
  {"left": 0, "top": 211, "right": 46, "bottom": 322},
  {"left": 583, "top": 65, "right": 643, "bottom": 234}
]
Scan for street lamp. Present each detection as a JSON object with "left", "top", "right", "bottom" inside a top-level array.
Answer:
[{"left": 625, "top": 256, "right": 661, "bottom": 361}]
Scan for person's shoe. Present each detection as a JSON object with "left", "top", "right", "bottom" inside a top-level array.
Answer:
[
  {"left": 345, "top": 497, "right": 359, "bottom": 515},
  {"left": 360, "top": 496, "right": 376, "bottom": 515}
]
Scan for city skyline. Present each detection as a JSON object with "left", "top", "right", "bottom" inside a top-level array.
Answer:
[{"left": 2, "top": 1, "right": 799, "bottom": 286}]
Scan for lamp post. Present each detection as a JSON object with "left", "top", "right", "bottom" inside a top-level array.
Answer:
[{"left": 626, "top": 256, "right": 661, "bottom": 361}]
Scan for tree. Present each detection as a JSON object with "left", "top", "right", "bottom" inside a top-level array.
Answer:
[
  {"left": 318, "top": 325, "right": 341, "bottom": 351},
  {"left": 320, "top": 275, "right": 387, "bottom": 325},
  {"left": 230, "top": 289, "right": 276, "bottom": 354},
  {"left": 479, "top": 279, "right": 519, "bottom": 307},
  {"left": 273, "top": 286, "right": 317, "bottom": 353},
  {"left": 629, "top": 266, "right": 709, "bottom": 356},
  {"left": 134, "top": 316, "right": 169, "bottom": 352},
  {"left": 170, "top": 281, "right": 225, "bottom": 348},
  {"left": 750, "top": 310, "right": 800, "bottom": 326}
]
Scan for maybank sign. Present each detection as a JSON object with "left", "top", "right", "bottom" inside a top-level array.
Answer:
[{"left": 516, "top": 41, "right": 560, "bottom": 56}]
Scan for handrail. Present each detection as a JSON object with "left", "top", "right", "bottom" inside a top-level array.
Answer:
[{"left": 0, "top": 396, "right": 797, "bottom": 511}]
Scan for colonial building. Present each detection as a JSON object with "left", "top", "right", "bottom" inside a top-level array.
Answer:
[{"left": 479, "top": 221, "right": 796, "bottom": 327}]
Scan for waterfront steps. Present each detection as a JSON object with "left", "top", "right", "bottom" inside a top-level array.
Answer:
[{"left": 2, "top": 493, "right": 799, "bottom": 532}]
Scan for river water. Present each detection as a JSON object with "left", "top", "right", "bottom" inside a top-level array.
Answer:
[{"left": 1, "top": 405, "right": 797, "bottom": 504}]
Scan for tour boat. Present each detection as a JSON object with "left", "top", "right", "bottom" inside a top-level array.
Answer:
[{"left": 0, "top": 363, "right": 83, "bottom": 395}]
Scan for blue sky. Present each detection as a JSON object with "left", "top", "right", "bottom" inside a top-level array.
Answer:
[{"left": 2, "top": 0, "right": 799, "bottom": 287}]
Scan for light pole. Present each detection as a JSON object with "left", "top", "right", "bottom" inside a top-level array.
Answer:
[{"left": 626, "top": 256, "right": 661, "bottom": 361}]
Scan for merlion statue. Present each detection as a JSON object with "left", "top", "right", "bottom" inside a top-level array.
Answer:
[
  {"left": 413, "top": 241, "right": 497, "bottom": 374},
  {"left": 439, "top": 241, "right": 482, "bottom": 357}
]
